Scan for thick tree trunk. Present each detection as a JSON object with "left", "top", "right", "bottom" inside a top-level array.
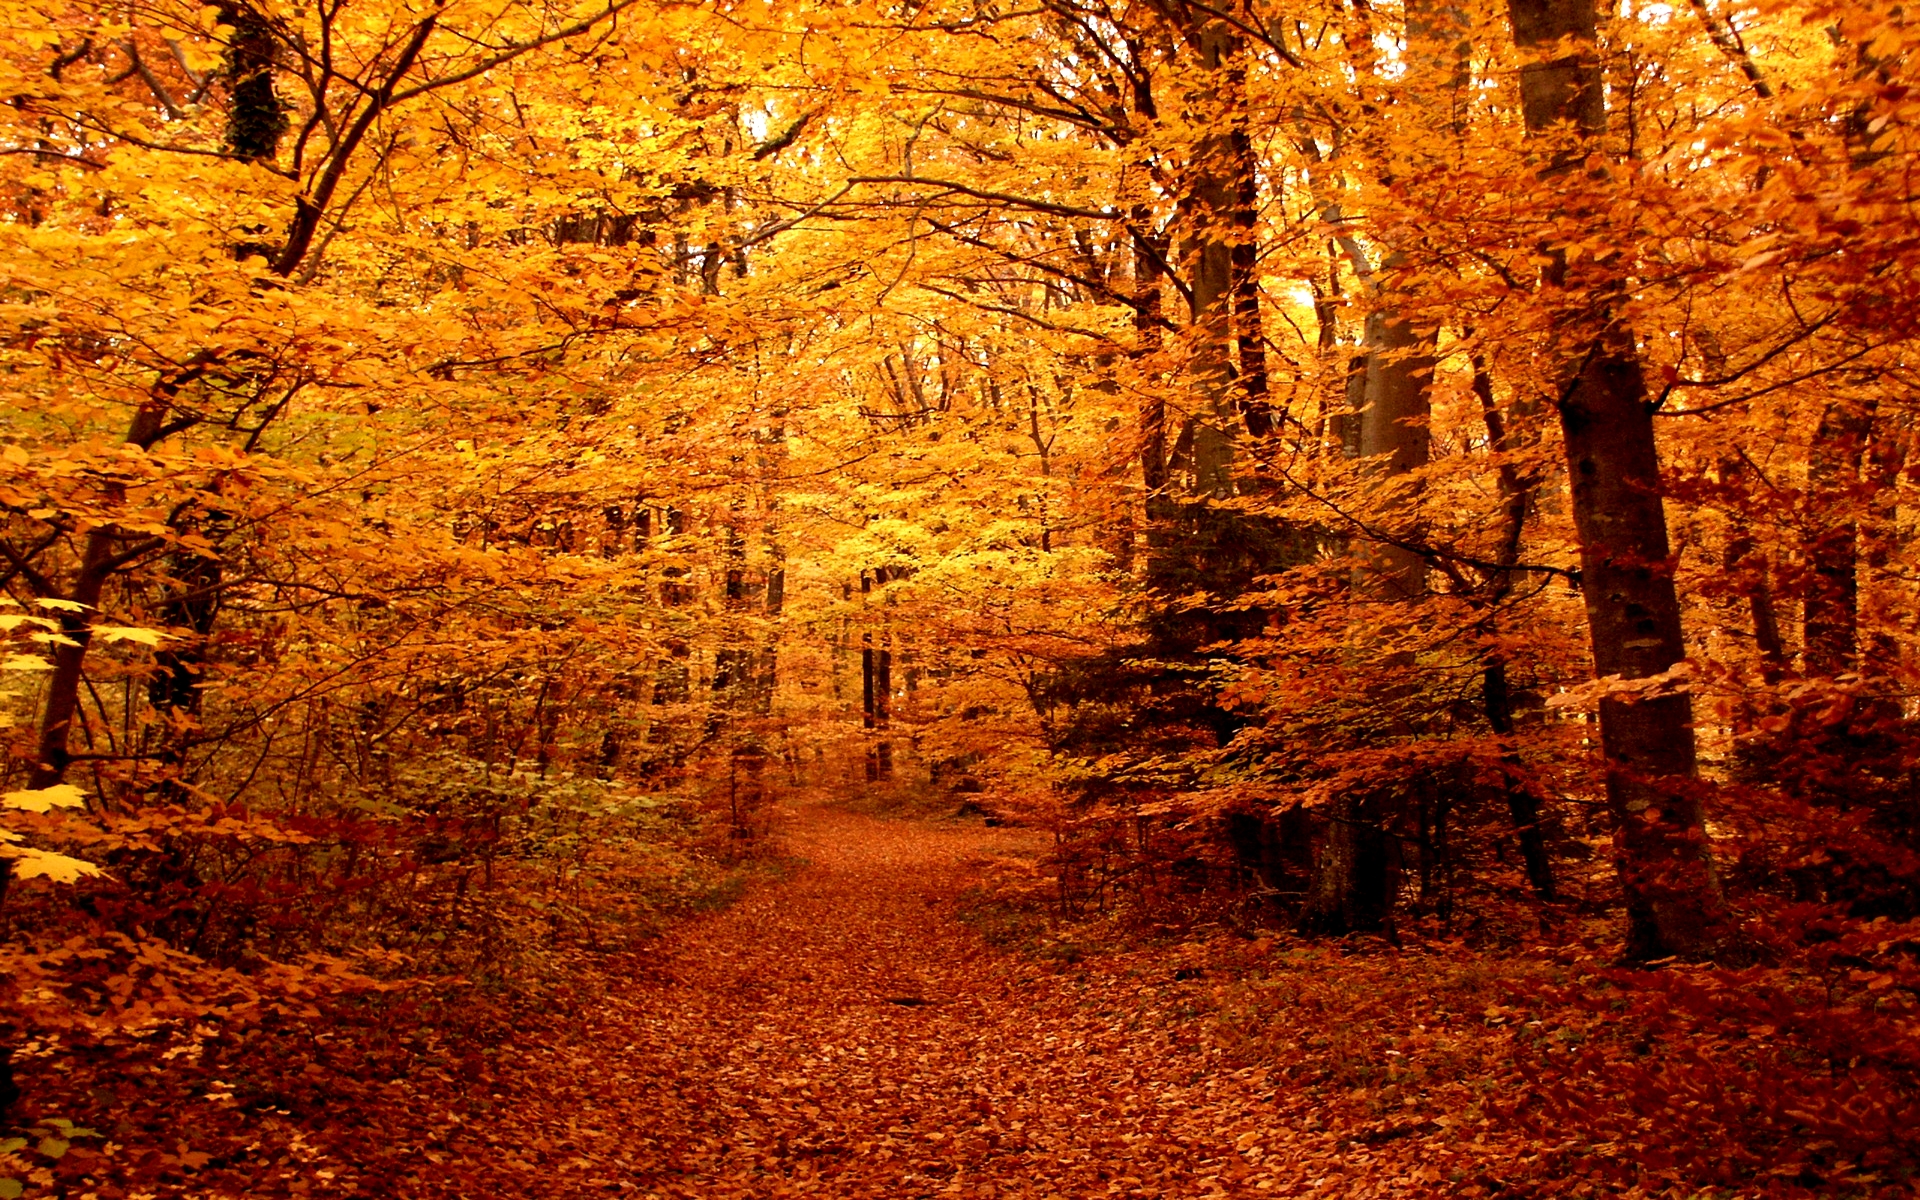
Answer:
[
  {"left": 1298, "top": 270, "right": 1435, "bottom": 933},
  {"left": 1171, "top": 23, "right": 1242, "bottom": 499},
  {"left": 1298, "top": 794, "right": 1393, "bottom": 936},
  {"left": 1560, "top": 329, "right": 1725, "bottom": 957},
  {"left": 1296, "top": 303, "right": 1433, "bottom": 933},
  {"left": 1355, "top": 303, "right": 1436, "bottom": 600},
  {"left": 1294, "top": 0, "right": 1445, "bottom": 928},
  {"left": 1295, "top": 313, "right": 1431, "bottom": 934},
  {"left": 1508, "top": 0, "right": 1730, "bottom": 959},
  {"left": 1178, "top": 206, "right": 1235, "bottom": 497},
  {"left": 1146, "top": 20, "right": 1269, "bottom": 631}
]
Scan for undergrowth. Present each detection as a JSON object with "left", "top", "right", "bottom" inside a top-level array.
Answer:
[
  {"left": 951, "top": 828, "right": 1920, "bottom": 1198},
  {"left": 0, "top": 757, "right": 775, "bottom": 1199}
]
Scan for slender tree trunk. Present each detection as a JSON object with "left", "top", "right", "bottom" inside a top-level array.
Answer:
[
  {"left": 1485, "top": 661, "right": 1556, "bottom": 899},
  {"left": 1227, "top": 75, "right": 1271, "bottom": 439},
  {"left": 875, "top": 638, "right": 893, "bottom": 780},
  {"left": 1136, "top": 217, "right": 1170, "bottom": 515},
  {"left": 1720, "top": 453, "right": 1790, "bottom": 778},
  {"left": 1472, "top": 356, "right": 1556, "bottom": 900},
  {"left": 1311, "top": 243, "right": 1345, "bottom": 448},
  {"left": 1726, "top": 521, "right": 1788, "bottom": 684},
  {"left": 28, "top": 536, "right": 115, "bottom": 790},
  {"left": 860, "top": 571, "right": 893, "bottom": 781},
  {"left": 1803, "top": 399, "right": 1871, "bottom": 678}
]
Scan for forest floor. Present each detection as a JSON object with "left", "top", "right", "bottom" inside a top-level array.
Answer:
[
  {"left": 40, "top": 800, "right": 1759, "bottom": 1198},
  {"left": 353, "top": 801, "right": 1551, "bottom": 1199}
]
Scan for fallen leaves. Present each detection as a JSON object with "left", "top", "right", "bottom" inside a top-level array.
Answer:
[{"left": 15, "top": 804, "right": 1915, "bottom": 1198}]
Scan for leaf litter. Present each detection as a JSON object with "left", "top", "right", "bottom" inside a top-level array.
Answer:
[
  {"left": 360, "top": 806, "right": 1542, "bottom": 1198},
  {"left": 32, "top": 803, "right": 1901, "bottom": 1198}
]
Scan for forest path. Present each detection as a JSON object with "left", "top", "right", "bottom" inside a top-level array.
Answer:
[{"left": 493, "top": 803, "right": 1389, "bottom": 1199}]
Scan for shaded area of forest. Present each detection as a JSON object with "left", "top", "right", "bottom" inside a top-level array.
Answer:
[{"left": 2, "top": 0, "right": 1919, "bottom": 1191}]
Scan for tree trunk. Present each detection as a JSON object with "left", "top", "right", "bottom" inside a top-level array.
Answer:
[
  {"left": 1172, "top": 23, "right": 1241, "bottom": 499},
  {"left": 1136, "top": 216, "right": 1170, "bottom": 510},
  {"left": 1292, "top": 306, "right": 1430, "bottom": 937},
  {"left": 1473, "top": 356, "right": 1556, "bottom": 900},
  {"left": 1507, "top": 0, "right": 1730, "bottom": 959},
  {"left": 1803, "top": 399, "right": 1870, "bottom": 678},
  {"left": 1485, "top": 661, "right": 1556, "bottom": 900},
  {"left": 27, "top": 535, "right": 115, "bottom": 789},
  {"left": 1298, "top": 794, "right": 1393, "bottom": 936},
  {"left": 1562, "top": 331, "right": 1725, "bottom": 957},
  {"left": 1228, "top": 95, "right": 1272, "bottom": 438},
  {"left": 1294, "top": 1, "right": 1446, "bottom": 927},
  {"left": 1296, "top": 303, "right": 1434, "bottom": 934},
  {"left": 144, "top": 521, "right": 226, "bottom": 779},
  {"left": 860, "top": 570, "right": 893, "bottom": 781},
  {"left": 1355, "top": 302, "right": 1436, "bottom": 599}
]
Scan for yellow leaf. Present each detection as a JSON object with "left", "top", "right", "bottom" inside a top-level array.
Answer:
[
  {"left": 0, "top": 654, "right": 51, "bottom": 671},
  {"left": 4, "top": 784, "right": 87, "bottom": 812},
  {"left": 32, "top": 598, "right": 89, "bottom": 612},
  {"left": 96, "top": 626, "right": 168, "bottom": 647},
  {"left": 1, "top": 846, "right": 104, "bottom": 883}
]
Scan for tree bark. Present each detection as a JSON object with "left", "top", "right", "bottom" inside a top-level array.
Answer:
[
  {"left": 1171, "top": 22, "right": 1241, "bottom": 498},
  {"left": 27, "top": 534, "right": 115, "bottom": 789},
  {"left": 1803, "top": 399, "right": 1870, "bottom": 678},
  {"left": 1472, "top": 356, "right": 1557, "bottom": 901},
  {"left": 1507, "top": 0, "right": 1730, "bottom": 959},
  {"left": 1228, "top": 88, "right": 1271, "bottom": 439},
  {"left": 1298, "top": 794, "right": 1393, "bottom": 936},
  {"left": 1355, "top": 302, "right": 1436, "bottom": 599}
]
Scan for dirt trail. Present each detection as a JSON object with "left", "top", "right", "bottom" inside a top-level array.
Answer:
[{"left": 483, "top": 805, "right": 1387, "bottom": 1198}]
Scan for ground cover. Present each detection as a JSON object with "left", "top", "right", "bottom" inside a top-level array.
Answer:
[{"left": 12, "top": 802, "right": 1914, "bottom": 1198}]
